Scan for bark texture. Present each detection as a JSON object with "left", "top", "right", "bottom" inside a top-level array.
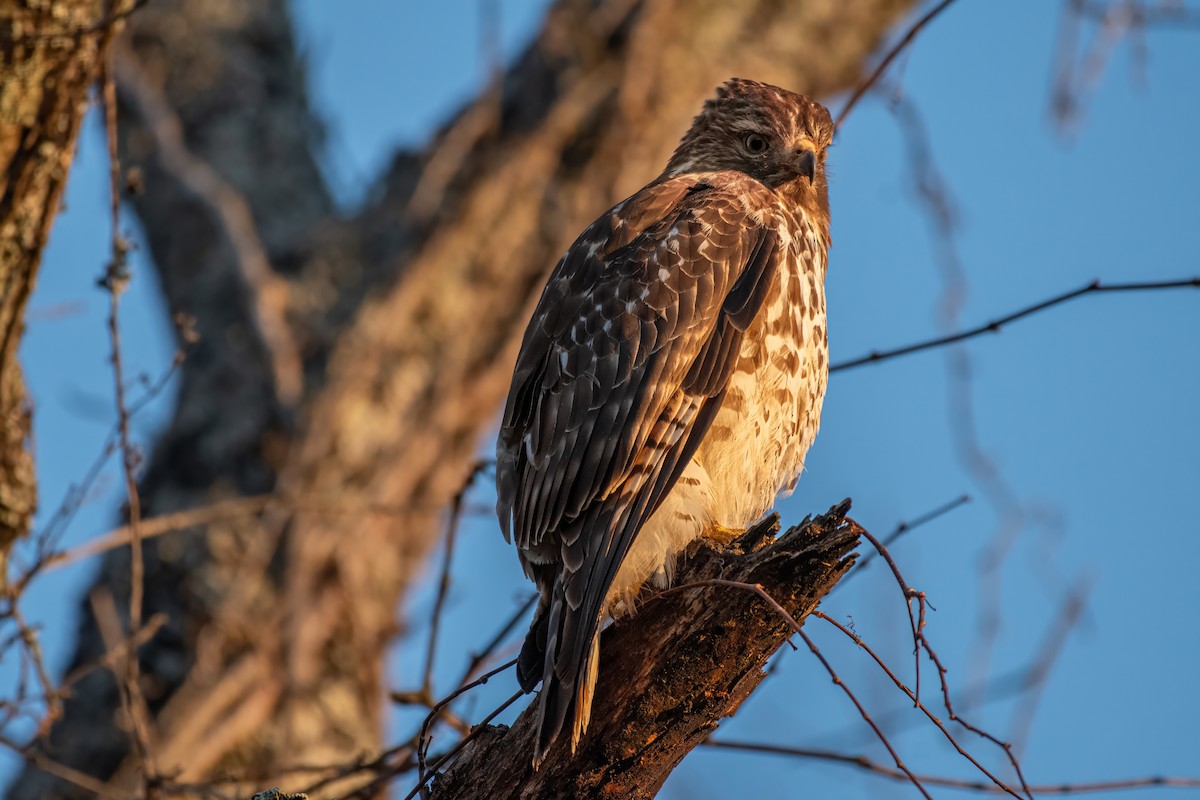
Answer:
[
  {"left": 0, "top": 1, "right": 109, "bottom": 573},
  {"left": 8, "top": 0, "right": 915, "bottom": 796},
  {"left": 431, "top": 505, "right": 860, "bottom": 800}
]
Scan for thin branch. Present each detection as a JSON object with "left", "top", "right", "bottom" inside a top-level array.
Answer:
[
  {"left": 401, "top": 689, "right": 525, "bottom": 800},
  {"left": 417, "top": 658, "right": 518, "bottom": 778},
  {"left": 288, "top": 742, "right": 417, "bottom": 799},
  {"left": 90, "top": 589, "right": 157, "bottom": 793},
  {"left": 33, "top": 491, "right": 493, "bottom": 580},
  {"left": 456, "top": 592, "right": 536, "bottom": 688},
  {"left": 815, "top": 612, "right": 1025, "bottom": 800},
  {"left": 98, "top": 11, "right": 157, "bottom": 791},
  {"left": 7, "top": 605, "right": 60, "bottom": 732},
  {"left": 662, "top": 576, "right": 944, "bottom": 799},
  {"left": 831, "top": 277, "right": 1200, "bottom": 373},
  {"left": 11, "top": 346, "right": 185, "bottom": 598},
  {"left": 797, "top": 629, "right": 933, "bottom": 799},
  {"left": 856, "top": 528, "right": 1036, "bottom": 799},
  {"left": 880, "top": 494, "right": 972, "bottom": 549},
  {"left": 819, "top": 638, "right": 1084, "bottom": 749},
  {"left": 835, "top": 0, "right": 960, "bottom": 129},
  {"left": 40, "top": 495, "right": 275, "bottom": 573},
  {"left": 704, "top": 739, "right": 1200, "bottom": 794},
  {"left": 0, "top": 732, "right": 136, "bottom": 799},
  {"left": 844, "top": 493, "right": 971, "bottom": 581},
  {"left": 856, "top": 528, "right": 923, "bottom": 698},
  {"left": 656, "top": 578, "right": 808, "bottom": 650},
  {"left": 422, "top": 462, "right": 488, "bottom": 702},
  {"left": 58, "top": 614, "right": 168, "bottom": 695},
  {"left": 100, "top": 4, "right": 140, "bottom": 635}
]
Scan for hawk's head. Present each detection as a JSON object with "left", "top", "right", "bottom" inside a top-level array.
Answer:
[{"left": 664, "top": 78, "right": 833, "bottom": 208}]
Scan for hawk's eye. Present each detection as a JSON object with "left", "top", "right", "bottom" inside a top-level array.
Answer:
[{"left": 743, "top": 132, "right": 769, "bottom": 155}]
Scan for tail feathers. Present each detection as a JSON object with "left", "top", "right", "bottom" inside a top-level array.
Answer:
[
  {"left": 530, "top": 581, "right": 604, "bottom": 768},
  {"left": 571, "top": 631, "right": 601, "bottom": 748},
  {"left": 517, "top": 595, "right": 548, "bottom": 693}
]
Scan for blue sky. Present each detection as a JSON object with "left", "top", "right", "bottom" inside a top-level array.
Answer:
[{"left": 6, "top": 1, "right": 1199, "bottom": 797}]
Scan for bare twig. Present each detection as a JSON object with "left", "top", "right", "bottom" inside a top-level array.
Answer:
[
  {"left": 41, "top": 495, "right": 275, "bottom": 573},
  {"left": 657, "top": 578, "right": 807, "bottom": 651},
  {"left": 7, "top": 605, "right": 60, "bottom": 732},
  {"left": 456, "top": 592, "right": 536, "bottom": 688},
  {"left": 815, "top": 612, "right": 1026, "bottom": 800},
  {"left": 815, "top": 609, "right": 1103, "bottom": 750},
  {"left": 12, "top": 346, "right": 184, "bottom": 598},
  {"left": 59, "top": 614, "right": 168, "bottom": 694},
  {"left": 856, "top": 528, "right": 923, "bottom": 695},
  {"left": 665, "top": 575, "right": 1024, "bottom": 799},
  {"left": 797, "top": 629, "right": 933, "bottom": 799},
  {"left": 402, "top": 689, "right": 525, "bottom": 800},
  {"left": 0, "top": 732, "right": 136, "bottom": 799},
  {"left": 422, "top": 462, "right": 489, "bottom": 702},
  {"left": 856, "top": 528, "right": 1035, "bottom": 799},
  {"left": 90, "top": 589, "right": 157, "bottom": 792},
  {"left": 98, "top": 10, "right": 157, "bottom": 791},
  {"left": 704, "top": 739, "right": 1200, "bottom": 794},
  {"left": 33, "top": 490, "right": 497, "bottom": 580},
  {"left": 831, "top": 277, "right": 1200, "bottom": 373},
  {"left": 836, "top": 0, "right": 960, "bottom": 129},
  {"left": 417, "top": 658, "right": 518, "bottom": 778},
  {"left": 99, "top": 6, "right": 140, "bottom": 635},
  {"left": 844, "top": 493, "right": 971, "bottom": 580}
]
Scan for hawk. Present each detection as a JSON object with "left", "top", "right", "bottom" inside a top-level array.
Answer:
[{"left": 496, "top": 78, "right": 833, "bottom": 764}]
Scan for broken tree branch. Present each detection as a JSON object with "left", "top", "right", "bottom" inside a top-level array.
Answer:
[{"left": 426, "top": 503, "right": 861, "bottom": 800}]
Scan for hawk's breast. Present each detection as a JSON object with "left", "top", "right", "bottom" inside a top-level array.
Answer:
[{"left": 693, "top": 206, "right": 828, "bottom": 528}]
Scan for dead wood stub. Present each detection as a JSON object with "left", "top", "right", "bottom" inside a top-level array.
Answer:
[{"left": 431, "top": 502, "right": 860, "bottom": 800}]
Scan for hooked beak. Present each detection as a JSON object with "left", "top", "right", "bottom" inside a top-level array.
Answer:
[{"left": 793, "top": 148, "right": 817, "bottom": 183}]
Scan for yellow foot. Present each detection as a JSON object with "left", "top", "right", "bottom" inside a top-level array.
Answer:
[{"left": 706, "top": 523, "right": 748, "bottom": 546}]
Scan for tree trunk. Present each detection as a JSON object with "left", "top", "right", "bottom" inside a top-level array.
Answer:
[
  {"left": 8, "top": 0, "right": 915, "bottom": 796},
  {"left": 0, "top": 0, "right": 111, "bottom": 576}
]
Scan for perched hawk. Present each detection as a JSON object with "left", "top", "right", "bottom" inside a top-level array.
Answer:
[{"left": 496, "top": 78, "right": 833, "bottom": 764}]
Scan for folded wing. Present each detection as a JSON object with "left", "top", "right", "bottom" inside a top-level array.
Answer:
[{"left": 495, "top": 174, "right": 781, "bottom": 759}]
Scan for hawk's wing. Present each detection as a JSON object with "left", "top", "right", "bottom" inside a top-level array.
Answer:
[{"left": 495, "top": 173, "right": 780, "bottom": 756}]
